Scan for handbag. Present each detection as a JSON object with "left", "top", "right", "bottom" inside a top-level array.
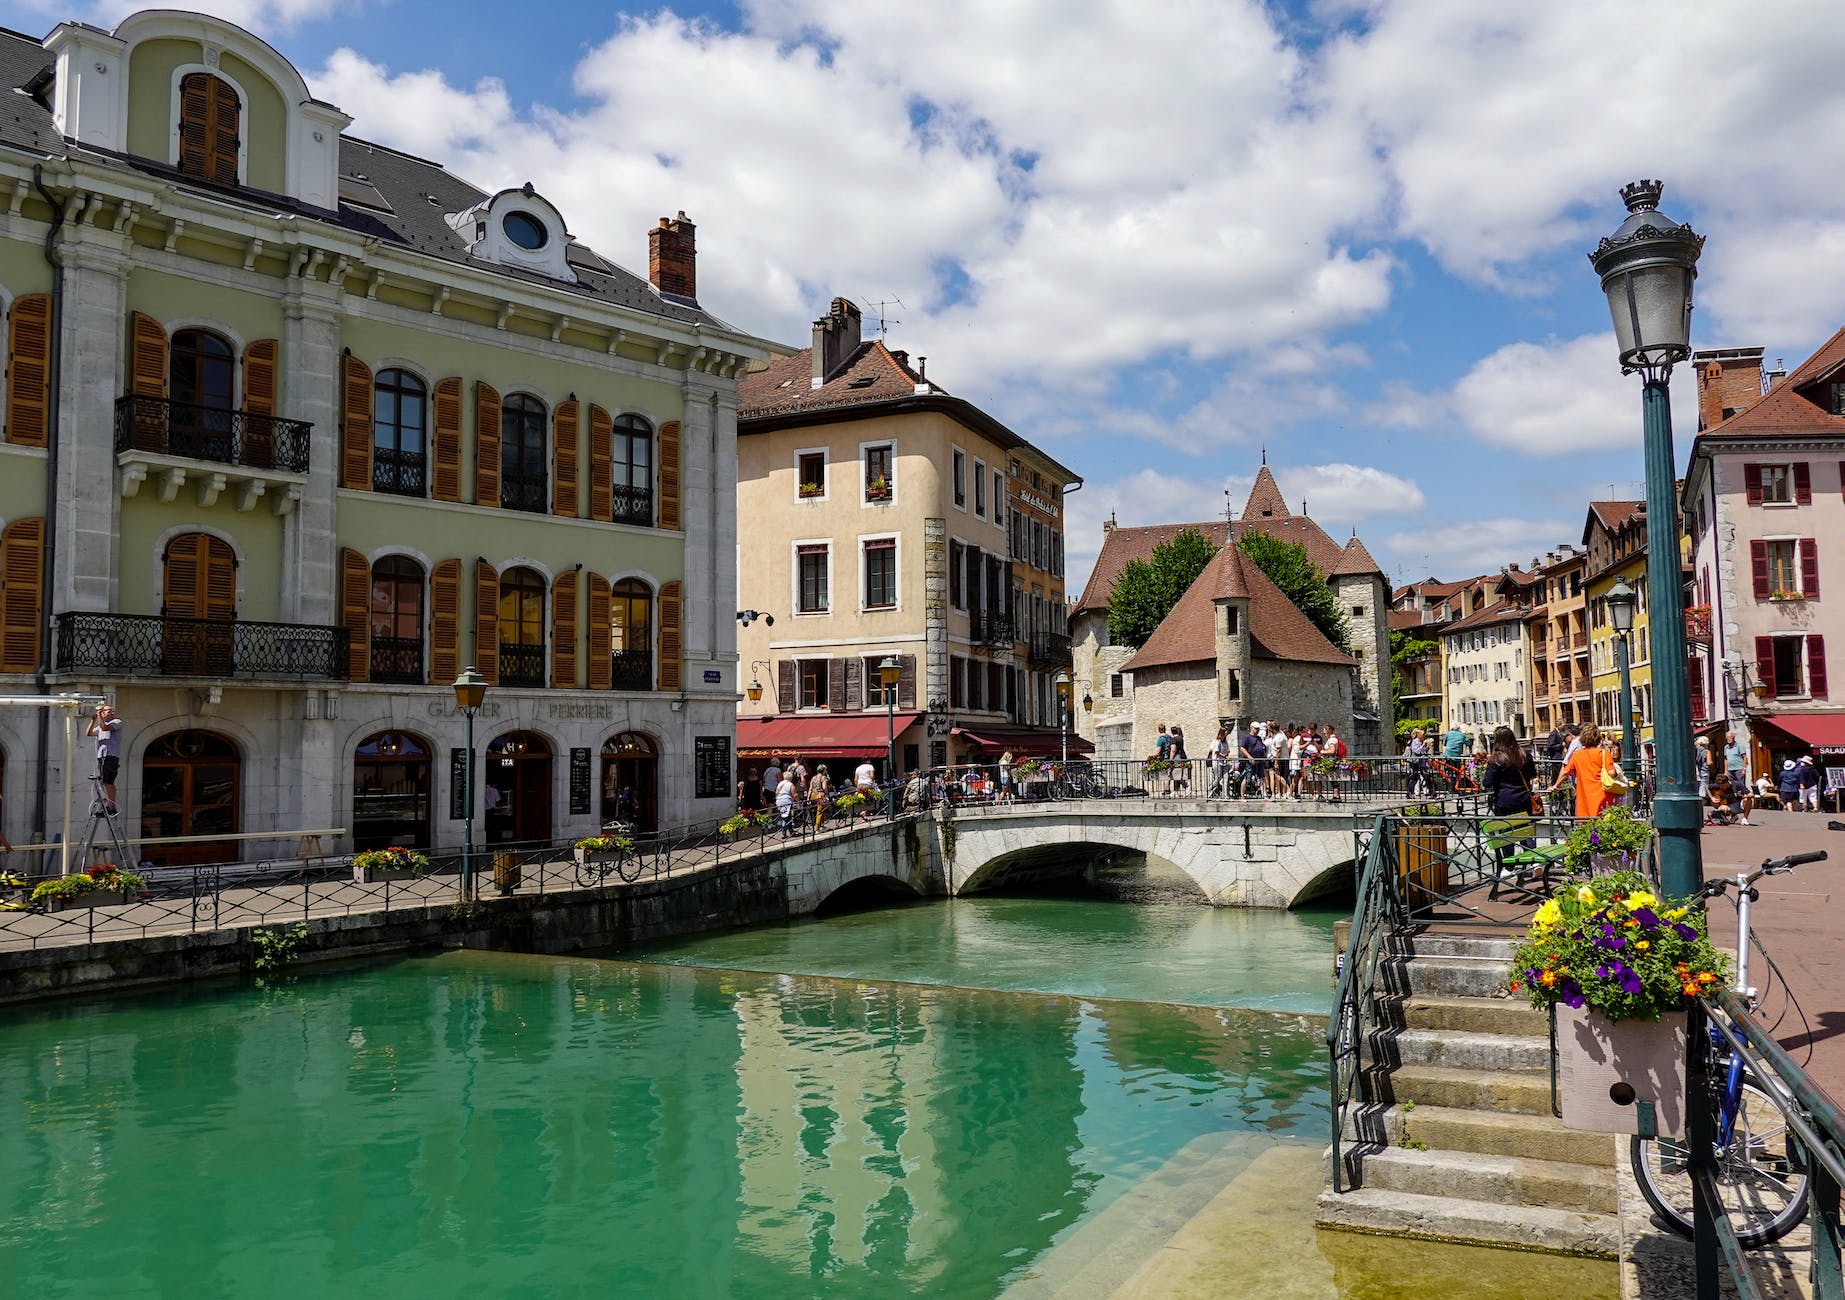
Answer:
[
  {"left": 1600, "top": 751, "right": 1632, "bottom": 794},
  {"left": 1519, "top": 764, "right": 1543, "bottom": 816}
]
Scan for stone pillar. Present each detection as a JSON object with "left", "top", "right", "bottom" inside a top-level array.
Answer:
[
  {"left": 677, "top": 379, "right": 734, "bottom": 696},
  {"left": 924, "top": 517, "right": 948, "bottom": 712},
  {"left": 282, "top": 286, "right": 342, "bottom": 624},
  {"left": 53, "top": 230, "right": 129, "bottom": 614}
]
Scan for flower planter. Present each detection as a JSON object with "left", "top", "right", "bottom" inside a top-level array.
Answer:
[
  {"left": 354, "top": 865, "right": 418, "bottom": 885},
  {"left": 1555, "top": 1003, "right": 1686, "bottom": 1137},
  {"left": 47, "top": 890, "right": 129, "bottom": 912},
  {"left": 574, "top": 849, "right": 623, "bottom": 868}
]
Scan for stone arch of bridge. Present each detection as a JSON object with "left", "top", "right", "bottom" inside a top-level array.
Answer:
[{"left": 812, "top": 873, "right": 926, "bottom": 916}]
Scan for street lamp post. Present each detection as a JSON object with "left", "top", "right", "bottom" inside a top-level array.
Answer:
[
  {"left": 1054, "top": 670, "right": 1071, "bottom": 766},
  {"left": 1606, "top": 575, "right": 1639, "bottom": 789},
  {"left": 452, "top": 667, "right": 488, "bottom": 901},
  {"left": 1590, "top": 179, "right": 1705, "bottom": 901},
  {"left": 878, "top": 655, "right": 902, "bottom": 782}
]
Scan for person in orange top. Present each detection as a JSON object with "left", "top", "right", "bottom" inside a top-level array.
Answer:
[{"left": 1550, "top": 721, "right": 1613, "bottom": 820}]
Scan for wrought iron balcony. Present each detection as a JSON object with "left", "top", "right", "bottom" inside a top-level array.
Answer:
[
  {"left": 373, "top": 447, "right": 427, "bottom": 498},
  {"left": 611, "top": 485, "right": 654, "bottom": 528},
  {"left": 500, "top": 641, "right": 546, "bottom": 687},
  {"left": 114, "top": 395, "right": 312, "bottom": 474},
  {"left": 611, "top": 648, "right": 652, "bottom": 691},
  {"left": 370, "top": 636, "right": 423, "bottom": 684},
  {"left": 969, "top": 611, "right": 1014, "bottom": 648},
  {"left": 55, "top": 612, "right": 348, "bottom": 680},
  {"left": 501, "top": 476, "right": 549, "bottom": 514}
]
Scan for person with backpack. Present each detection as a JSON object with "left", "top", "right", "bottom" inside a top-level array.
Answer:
[{"left": 1549, "top": 722, "right": 1618, "bottom": 820}]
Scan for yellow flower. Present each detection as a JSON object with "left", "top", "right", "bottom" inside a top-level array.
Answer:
[
  {"left": 1533, "top": 900, "right": 1562, "bottom": 930},
  {"left": 1666, "top": 907, "right": 1688, "bottom": 921},
  {"left": 1627, "top": 889, "right": 1657, "bottom": 910},
  {"left": 1576, "top": 885, "right": 1597, "bottom": 904},
  {"left": 1635, "top": 940, "right": 1650, "bottom": 951}
]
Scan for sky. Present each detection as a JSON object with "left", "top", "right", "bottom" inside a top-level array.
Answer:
[{"left": 25, "top": 0, "right": 1845, "bottom": 596}]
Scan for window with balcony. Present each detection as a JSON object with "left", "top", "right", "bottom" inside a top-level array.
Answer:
[
  {"left": 613, "top": 415, "right": 654, "bottom": 525},
  {"left": 610, "top": 578, "right": 652, "bottom": 689},
  {"left": 369, "top": 556, "right": 424, "bottom": 683},
  {"left": 167, "top": 328, "right": 236, "bottom": 461},
  {"left": 500, "top": 394, "right": 548, "bottom": 513},
  {"left": 864, "top": 537, "right": 896, "bottom": 609},
  {"left": 797, "top": 544, "right": 829, "bottom": 614},
  {"left": 498, "top": 566, "right": 546, "bottom": 685},
  {"left": 373, "top": 369, "right": 427, "bottom": 497}
]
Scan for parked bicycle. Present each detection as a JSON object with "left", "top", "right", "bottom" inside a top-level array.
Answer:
[
  {"left": 1629, "top": 849, "right": 1825, "bottom": 1245},
  {"left": 574, "top": 821, "right": 640, "bottom": 887}
]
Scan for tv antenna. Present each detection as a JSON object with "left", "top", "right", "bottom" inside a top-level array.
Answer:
[{"left": 862, "top": 295, "right": 904, "bottom": 339}]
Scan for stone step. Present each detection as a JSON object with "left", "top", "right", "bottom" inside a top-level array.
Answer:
[
  {"left": 1379, "top": 1027, "right": 1550, "bottom": 1073},
  {"left": 1390, "top": 993, "right": 1549, "bottom": 1037},
  {"left": 1379, "top": 1064, "right": 1554, "bottom": 1115},
  {"left": 1390, "top": 931, "right": 1520, "bottom": 961},
  {"left": 1350, "top": 1146, "right": 1618, "bottom": 1214},
  {"left": 1342, "top": 1103, "right": 1615, "bottom": 1167},
  {"left": 1313, "top": 1186, "right": 1620, "bottom": 1259},
  {"left": 1380, "top": 954, "right": 1516, "bottom": 999}
]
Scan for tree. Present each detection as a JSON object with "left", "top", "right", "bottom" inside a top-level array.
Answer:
[
  {"left": 1107, "top": 527, "right": 1218, "bottom": 648},
  {"left": 1390, "top": 627, "right": 1440, "bottom": 745},
  {"left": 1235, "top": 532, "right": 1352, "bottom": 654}
]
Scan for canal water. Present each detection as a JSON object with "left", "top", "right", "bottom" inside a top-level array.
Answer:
[{"left": 0, "top": 893, "right": 1615, "bottom": 1298}]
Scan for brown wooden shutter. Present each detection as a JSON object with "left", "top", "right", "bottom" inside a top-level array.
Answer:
[
  {"left": 1751, "top": 540, "right": 1771, "bottom": 600},
  {"left": 432, "top": 378, "right": 463, "bottom": 502},
  {"left": 827, "top": 659, "right": 846, "bottom": 711},
  {"left": 5, "top": 294, "right": 50, "bottom": 448},
  {"left": 163, "top": 533, "right": 199, "bottom": 617},
  {"left": 475, "top": 558, "right": 499, "bottom": 685},
  {"left": 777, "top": 659, "right": 796, "bottom": 714},
  {"left": 129, "top": 312, "right": 168, "bottom": 398},
  {"left": 178, "top": 73, "right": 211, "bottom": 178},
  {"left": 1794, "top": 462, "right": 1812, "bottom": 505},
  {"left": 1756, "top": 636, "right": 1778, "bottom": 698},
  {"left": 474, "top": 381, "right": 501, "bottom": 507},
  {"left": 844, "top": 657, "right": 863, "bottom": 711},
  {"left": 0, "top": 517, "right": 43, "bottom": 672},
  {"left": 209, "top": 76, "right": 240, "bottom": 184},
  {"left": 658, "top": 419, "right": 682, "bottom": 530},
  {"left": 430, "top": 559, "right": 462, "bottom": 685},
  {"left": 658, "top": 579, "right": 683, "bottom": 691},
  {"left": 1801, "top": 538, "right": 1821, "bottom": 598},
  {"left": 588, "top": 405, "right": 613, "bottom": 521},
  {"left": 201, "top": 537, "right": 236, "bottom": 621},
  {"left": 897, "top": 654, "right": 917, "bottom": 709},
  {"left": 551, "top": 570, "right": 579, "bottom": 688},
  {"left": 552, "top": 400, "right": 580, "bottom": 517},
  {"left": 242, "top": 339, "right": 278, "bottom": 415},
  {"left": 586, "top": 572, "right": 611, "bottom": 690},
  {"left": 1744, "top": 463, "right": 1763, "bottom": 505},
  {"left": 341, "top": 547, "right": 371, "bottom": 682},
  {"left": 340, "top": 352, "right": 373, "bottom": 491},
  {"left": 1810, "top": 637, "right": 1829, "bottom": 699}
]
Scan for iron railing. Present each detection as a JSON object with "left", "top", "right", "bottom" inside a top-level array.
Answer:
[
  {"left": 611, "top": 649, "right": 652, "bottom": 691},
  {"left": 611, "top": 485, "right": 653, "bottom": 527},
  {"left": 501, "top": 476, "right": 548, "bottom": 514},
  {"left": 499, "top": 641, "right": 545, "bottom": 687},
  {"left": 114, "top": 394, "right": 312, "bottom": 474},
  {"left": 55, "top": 611, "right": 349, "bottom": 680},
  {"left": 1327, "top": 814, "right": 1400, "bottom": 1191},
  {"left": 969, "top": 610, "right": 1014, "bottom": 647},
  {"left": 373, "top": 447, "right": 426, "bottom": 497},
  {"left": 369, "top": 636, "right": 423, "bottom": 684}
]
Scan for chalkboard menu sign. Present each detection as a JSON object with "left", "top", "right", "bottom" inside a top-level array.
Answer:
[
  {"left": 695, "top": 736, "right": 731, "bottom": 800},
  {"left": 569, "top": 747, "right": 592, "bottom": 815},
  {"left": 449, "top": 747, "right": 469, "bottom": 820}
]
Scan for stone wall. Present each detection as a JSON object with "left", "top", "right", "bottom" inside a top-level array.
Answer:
[
  {"left": 1123, "top": 662, "right": 1222, "bottom": 760},
  {"left": 1245, "top": 658, "right": 1354, "bottom": 739}
]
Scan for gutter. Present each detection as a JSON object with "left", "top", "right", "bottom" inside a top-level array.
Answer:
[{"left": 29, "top": 165, "right": 66, "bottom": 843}]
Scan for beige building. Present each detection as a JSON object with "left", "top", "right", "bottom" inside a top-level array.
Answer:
[
  {"left": 1439, "top": 601, "right": 1528, "bottom": 748},
  {"left": 734, "top": 300, "right": 1080, "bottom": 778},
  {"left": 1527, "top": 547, "right": 1590, "bottom": 735}
]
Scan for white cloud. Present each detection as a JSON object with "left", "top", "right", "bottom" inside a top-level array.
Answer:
[
  {"left": 1379, "top": 517, "right": 1572, "bottom": 587},
  {"left": 85, "top": 0, "right": 350, "bottom": 30}
]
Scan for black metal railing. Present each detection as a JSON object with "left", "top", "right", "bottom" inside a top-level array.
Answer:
[
  {"left": 611, "top": 485, "right": 653, "bottom": 527},
  {"left": 370, "top": 636, "right": 423, "bottom": 684},
  {"left": 499, "top": 642, "right": 546, "bottom": 687},
  {"left": 1327, "top": 815, "right": 1399, "bottom": 1192},
  {"left": 611, "top": 649, "right": 652, "bottom": 691},
  {"left": 114, "top": 395, "right": 312, "bottom": 474},
  {"left": 969, "top": 611, "right": 1014, "bottom": 647},
  {"left": 55, "top": 612, "right": 349, "bottom": 679},
  {"left": 500, "top": 476, "right": 549, "bottom": 514},
  {"left": 372, "top": 447, "right": 427, "bottom": 497}
]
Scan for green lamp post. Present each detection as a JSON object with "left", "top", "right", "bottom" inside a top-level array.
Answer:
[
  {"left": 1606, "top": 575, "right": 1639, "bottom": 790},
  {"left": 452, "top": 666, "right": 488, "bottom": 901}
]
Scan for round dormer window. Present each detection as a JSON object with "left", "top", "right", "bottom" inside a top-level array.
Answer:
[{"left": 503, "top": 211, "right": 548, "bottom": 251}]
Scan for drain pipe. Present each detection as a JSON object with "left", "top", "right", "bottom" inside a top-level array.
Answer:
[{"left": 30, "top": 164, "right": 68, "bottom": 843}]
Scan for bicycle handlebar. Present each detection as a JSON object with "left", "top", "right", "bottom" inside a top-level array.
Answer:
[{"left": 1699, "top": 849, "right": 1828, "bottom": 896}]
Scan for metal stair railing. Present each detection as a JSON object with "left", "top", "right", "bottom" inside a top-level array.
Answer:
[{"left": 1326, "top": 813, "right": 1402, "bottom": 1192}]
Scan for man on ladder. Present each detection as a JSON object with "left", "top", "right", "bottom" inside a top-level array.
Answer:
[{"left": 77, "top": 703, "right": 136, "bottom": 878}]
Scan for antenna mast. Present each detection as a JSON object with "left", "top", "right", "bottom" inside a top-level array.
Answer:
[{"left": 861, "top": 295, "right": 905, "bottom": 340}]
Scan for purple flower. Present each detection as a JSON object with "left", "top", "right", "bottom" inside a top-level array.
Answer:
[
  {"left": 1559, "top": 978, "right": 1586, "bottom": 1009},
  {"left": 1673, "top": 922, "right": 1698, "bottom": 941},
  {"left": 1631, "top": 906, "right": 1661, "bottom": 928},
  {"left": 1615, "top": 965, "right": 1643, "bottom": 995},
  {"left": 1590, "top": 832, "right": 1601, "bottom": 846}
]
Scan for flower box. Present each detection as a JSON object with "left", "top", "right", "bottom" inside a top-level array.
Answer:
[
  {"left": 574, "top": 848, "right": 622, "bottom": 867},
  {"left": 47, "top": 889, "right": 130, "bottom": 912},
  {"left": 865, "top": 482, "right": 892, "bottom": 502},
  {"left": 354, "top": 864, "right": 419, "bottom": 885},
  {"left": 1555, "top": 1003, "right": 1687, "bottom": 1136}
]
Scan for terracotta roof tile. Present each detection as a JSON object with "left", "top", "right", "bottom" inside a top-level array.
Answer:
[
  {"left": 1586, "top": 500, "right": 1644, "bottom": 534},
  {"left": 738, "top": 340, "right": 925, "bottom": 418},
  {"left": 1703, "top": 326, "right": 1845, "bottom": 440},
  {"left": 1121, "top": 546, "right": 1354, "bottom": 673},
  {"left": 1439, "top": 601, "right": 1526, "bottom": 636},
  {"left": 1119, "top": 548, "right": 1232, "bottom": 671},
  {"left": 1331, "top": 534, "right": 1384, "bottom": 577},
  {"left": 1242, "top": 465, "right": 1290, "bottom": 521},
  {"left": 1388, "top": 609, "right": 1431, "bottom": 632},
  {"left": 1074, "top": 521, "right": 1231, "bottom": 614}
]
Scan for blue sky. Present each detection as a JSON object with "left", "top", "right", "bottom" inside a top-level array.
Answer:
[{"left": 37, "top": 0, "right": 1845, "bottom": 592}]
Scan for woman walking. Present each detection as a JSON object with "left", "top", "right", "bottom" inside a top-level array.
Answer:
[
  {"left": 1406, "top": 727, "right": 1432, "bottom": 798},
  {"left": 1549, "top": 722, "right": 1615, "bottom": 821}
]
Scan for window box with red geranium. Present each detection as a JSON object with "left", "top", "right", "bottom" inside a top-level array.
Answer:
[
  {"left": 31, "top": 865, "right": 146, "bottom": 911},
  {"left": 352, "top": 845, "right": 429, "bottom": 884}
]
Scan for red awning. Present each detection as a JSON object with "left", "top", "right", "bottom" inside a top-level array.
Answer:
[
  {"left": 737, "top": 713, "right": 920, "bottom": 759},
  {"left": 1759, "top": 712, "right": 1845, "bottom": 755},
  {"left": 951, "top": 726, "right": 1094, "bottom": 758}
]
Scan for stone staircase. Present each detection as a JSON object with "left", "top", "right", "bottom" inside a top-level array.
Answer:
[{"left": 1316, "top": 930, "right": 1622, "bottom": 1257}]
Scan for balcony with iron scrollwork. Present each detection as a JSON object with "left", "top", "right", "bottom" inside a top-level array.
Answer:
[
  {"left": 611, "top": 649, "right": 653, "bottom": 691},
  {"left": 370, "top": 636, "right": 424, "bottom": 685},
  {"left": 969, "top": 611, "right": 1014, "bottom": 649},
  {"left": 499, "top": 642, "right": 546, "bottom": 687},
  {"left": 55, "top": 612, "right": 349, "bottom": 680},
  {"left": 373, "top": 447, "right": 427, "bottom": 498},
  {"left": 610, "top": 485, "right": 654, "bottom": 528},
  {"left": 501, "top": 476, "right": 549, "bottom": 515},
  {"left": 114, "top": 395, "right": 312, "bottom": 516}
]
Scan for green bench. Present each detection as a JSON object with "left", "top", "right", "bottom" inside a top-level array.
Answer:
[{"left": 1483, "top": 814, "right": 1570, "bottom": 902}]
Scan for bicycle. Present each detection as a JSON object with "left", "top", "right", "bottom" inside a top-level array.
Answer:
[
  {"left": 1629, "top": 849, "right": 1825, "bottom": 1245},
  {"left": 574, "top": 821, "right": 641, "bottom": 887}
]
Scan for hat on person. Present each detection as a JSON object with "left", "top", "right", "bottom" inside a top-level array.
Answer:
[
  {"left": 1784, "top": 759, "right": 1796, "bottom": 770},
  {"left": 1801, "top": 754, "right": 1816, "bottom": 764}
]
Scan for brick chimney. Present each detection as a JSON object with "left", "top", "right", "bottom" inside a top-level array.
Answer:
[
  {"left": 810, "top": 297, "right": 862, "bottom": 389},
  {"left": 1691, "top": 346, "right": 1764, "bottom": 432},
  {"left": 648, "top": 211, "right": 696, "bottom": 301}
]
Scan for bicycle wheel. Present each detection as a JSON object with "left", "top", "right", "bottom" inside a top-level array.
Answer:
[
  {"left": 1630, "top": 1073, "right": 1810, "bottom": 1245},
  {"left": 574, "top": 857, "right": 599, "bottom": 889}
]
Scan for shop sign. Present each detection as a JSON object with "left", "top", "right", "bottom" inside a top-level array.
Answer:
[{"left": 569, "top": 748, "right": 592, "bottom": 815}]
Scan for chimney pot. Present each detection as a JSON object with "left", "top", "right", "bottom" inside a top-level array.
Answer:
[
  {"left": 648, "top": 212, "right": 697, "bottom": 301},
  {"left": 810, "top": 297, "right": 863, "bottom": 387}
]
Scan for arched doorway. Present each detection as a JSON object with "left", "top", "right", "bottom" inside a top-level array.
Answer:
[
  {"left": 352, "top": 731, "right": 431, "bottom": 851},
  {"left": 141, "top": 730, "right": 239, "bottom": 866},
  {"left": 486, "top": 731, "right": 552, "bottom": 845},
  {"left": 601, "top": 732, "right": 658, "bottom": 831}
]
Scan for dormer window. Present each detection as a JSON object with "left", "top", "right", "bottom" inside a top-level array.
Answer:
[
  {"left": 178, "top": 71, "right": 240, "bottom": 185},
  {"left": 503, "top": 211, "right": 548, "bottom": 251},
  {"left": 445, "top": 187, "right": 578, "bottom": 283}
]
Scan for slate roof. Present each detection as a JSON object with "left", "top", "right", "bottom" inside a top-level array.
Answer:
[
  {"left": 0, "top": 25, "right": 725, "bottom": 330},
  {"left": 1699, "top": 326, "right": 1845, "bottom": 441},
  {"left": 738, "top": 340, "right": 928, "bottom": 418},
  {"left": 1120, "top": 545, "right": 1354, "bottom": 673}
]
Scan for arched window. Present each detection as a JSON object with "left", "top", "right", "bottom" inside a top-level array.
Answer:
[
  {"left": 370, "top": 557, "right": 425, "bottom": 684},
  {"left": 499, "top": 567, "right": 546, "bottom": 686},
  {"left": 177, "top": 72, "right": 240, "bottom": 185},
  {"left": 353, "top": 731, "right": 431, "bottom": 852},
  {"left": 501, "top": 393, "right": 548, "bottom": 513},
  {"left": 169, "top": 328, "right": 235, "bottom": 461},
  {"left": 142, "top": 730, "right": 240, "bottom": 866},
  {"left": 612, "top": 415, "right": 653, "bottom": 526},
  {"left": 373, "top": 369, "right": 428, "bottom": 497},
  {"left": 610, "top": 579, "right": 653, "bottom": 690},
  {"left": 601, "top": 731, "right": 658, "bottom": 831}
]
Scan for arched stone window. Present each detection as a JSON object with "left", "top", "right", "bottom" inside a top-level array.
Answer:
[
  {"left": 169, "top": 328, "right": 235, "bottom": 459},
  {"left": 353, "top": 731, "right": 431, "bottom": 851},
  {"left": 601, "top": 731, "right": 658, "bottom": 831},
  {"left": 373, "top": 368, "right": 428, "bottom": 496},
  {"left": 611, "top": 414, "right": 653, "bottom": 525},
  {"left": 177, "top": 71, "right": 240, "bottom": 184},
  {"left": 486, "top": 731, "right": 552, "bottom": 844},
  {"left": 498, "top": 567, "right": 546, "bottom": 686},
  {"left": 500, "top": 393, "right": 548, "bottom": 513},
  {"left": 610, "top": 579, "right": 652, "bottom": 690},
  {"left": 370, "top": 556, "right": 425, "bottom": 684},
  {"left": 142, "top": 729, "right": 240, "bottom": 865}
]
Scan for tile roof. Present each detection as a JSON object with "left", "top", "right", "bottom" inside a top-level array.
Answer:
[
  {"left": 1121, "top": 545, "right": 1355, "bottom": 672},
  {"left": 1331, "top": 534, "right": 1384, "bottom": 577},
  {"left": 1074, "top": 521, "right": 1232, "bottom": 614},
  {"left": 1242, "top": 464, "right": 1290, "bottom": 520},
  {"left": 1388, "top": 608, "right": 1432, "bottom": 632},
  {"left": 1585, "top": 500, "right": 1644, "bottom": 534},
  {"left": 738, "top": 340, "right": 926, "bottom": 418},
  {"left": 1438, "top": 601, "right": 1526, "bottom": 636},
  {"left": 1701, "top": 326, "right": 1845, "bottom": 441}
]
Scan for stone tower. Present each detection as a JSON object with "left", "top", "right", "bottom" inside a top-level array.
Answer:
[
  {"left": 1331, "top": 534, "right": 1393, "bottom": 751},
  {"left": 1213, "top": 549, "right": 1253, "bottom": 732}
]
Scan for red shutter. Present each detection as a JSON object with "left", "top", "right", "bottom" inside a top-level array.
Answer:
[
  {"left": 432, "top": 378, "right": 462, "bottom": 502},
  {"left": 1809, "top": 637, "right": 1829, "bottom": 699},
  {"left": 586, "top": 572, "right": 611, "bottom": 690},
  {"left": 341, "top": 548, "right": 370, "bottom": 682},
  {"left": 430, "top": 559, "right": 461, "bottom": 685},
  {"left": 1795, "top": 462, "right": 1812, "bottom": 505},
  {"left": 1801, "top": 538, "right": 1821, "bottom": 598},
  {"left": 475, "top": 558, "right": 499, "bottom": 686},
  {"left": 551, "top": 570, "right": 579, "bottom": 688},
  {"left": 1757, "top": 636, "right": 1778, "bottom": 699},
  {"left": 1752, "top": 540, "right": 1771, "bottom": 600},
  {"left": 1744, "top": 463, "right": 1763, "bottom": 505},
  {"left": 340, "top": 353, "right": 373, "bottom": 491},
  {"left": 474, "top": 382, "right": 501, "bottom": 507},
  {"left": 5, "top": 294, "right": 51, "bottom": 448},
  {"left": 0, "top": 517, "right": 43, "bottom": 672},
  {"left": 1688, "top": 660, "right": 1706, "bottom": 722}
]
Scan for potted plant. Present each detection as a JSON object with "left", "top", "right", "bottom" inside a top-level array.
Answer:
[
  {"left": 719, "top": 811, "right": 770, "bottom": 839},
  {"left": 32, "top": 864, "right": 146, "bottom": 911},
  {"left": 799, "top": 481, "right": 823, "bottom": 499},
  {"left": 1561, "top": 807, "right": 1653, "bottom": 876},
  {"left": 1769, "top": 589, "right": 1806, "bottom": 602},
  {"left": 574, "top": 833, "right": 633, "bottom": 866},
  {"left": 1511, "top": 870, "right": 1728, "bottom": 1136},
  {"left": 832, "top": 791, "right": 867, "bottom": 817},
  {"left": 866, "top": 476, "right": 891, "bottom": 501},
  {"left": 352, "top": 845, "right": 429, "bottom": 884}
]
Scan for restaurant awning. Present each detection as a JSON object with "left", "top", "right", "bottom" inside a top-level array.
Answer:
[
  {"left": 1756, "top": 711, "right": 1845, "bottom": 755},
  {"left": 950, "top": 726, "right": 1094, "bottom": 758},
  {"left": 737, "top": 713, "right": 920, "bottom": 759}
]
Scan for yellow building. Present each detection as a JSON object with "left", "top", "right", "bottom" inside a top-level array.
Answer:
[{"left": 1583, "top": 502, "right": 1652, "bottom": 759}]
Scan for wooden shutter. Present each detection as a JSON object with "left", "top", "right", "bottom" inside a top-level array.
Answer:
[
  {"left": 1751, "top": 540, "right": 1771, "bottom": 600},
  {"left": 341, "top": 548, "right": 370, "bottom": 682},
  {"left": 178, "top": 73, "right": 211, "bottom": 178},
  {"left": 657, "top": 580, "right": 682, "bottom": 691},
  {"left": 242, "top": 339, "right": 277, "bottom": 416},
  {"left": 777, "top": 660, "right": 796, "bottom": 714},
  {"left": 200, "top": 536, "right": 236, "bottom": 620},
  {"left": 431, "top": 377, "right": 463, "bottom": 502},
  {"left": 163, "top": 533, "right": 199, "bottom": 617},
  {"left": 474, "top": 381, "right": 501, "bottom": 507},
  {"left": 844, "top": 657, "right": 863, "bottom": 711},
  {"left": 1744, "top": 463, "right": 1763, "bottom": 505},
  {"left": 474, "top": 559, "right": 499, "bottom": 685},
  {"left": 340, "top": 353, "right": 373, "bottom": 491},
  {"left": 5, "top": 294, "right": 50, "bottom": 447},
  {"left": 1794, "top": 462, "right": 1812, "bottom": 505},
  {"left": 129, "top": 312, "right": 168, "bottom": 398},
  {"left": 827, "top": 659, "right": 846, "bottom": 712},
  {"left": 551, "top": 570, "right": 579, "bottom": 688},
  {"left": 1801, "top": 538, "right": 1821, "bottom": 598},
  {"left": 1688, "top": 662, "right": 1706, "bottom": 722},
  {"left": 1756, "top": 636, "right": 1778, "bottom": 698},
  {"left": 0, "top": 517, "right": 43, "bottom": 672},
  {"left": 430, "top": 559, "right": 461, "bottom": 685},
  {"left": 208, "top": 76, "right": 240, "bottom": 184},
  {"left": 897, "top": 654, "right": 917, "bottom": 709},
  {"left": 658, "top": 419, "right": 682, "bottom": 530},
  {"left": 1810, "top": 637, "right": 1829, "bottom": 699},
  {"left": 586, "top": 572, "right": 611, "bottom": 690},
  {"left": 588, "top": 405, "right": 613, "bottom": 521},
  {"left": 552, "top": 400, "right": 580, "bottom": 517}
]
